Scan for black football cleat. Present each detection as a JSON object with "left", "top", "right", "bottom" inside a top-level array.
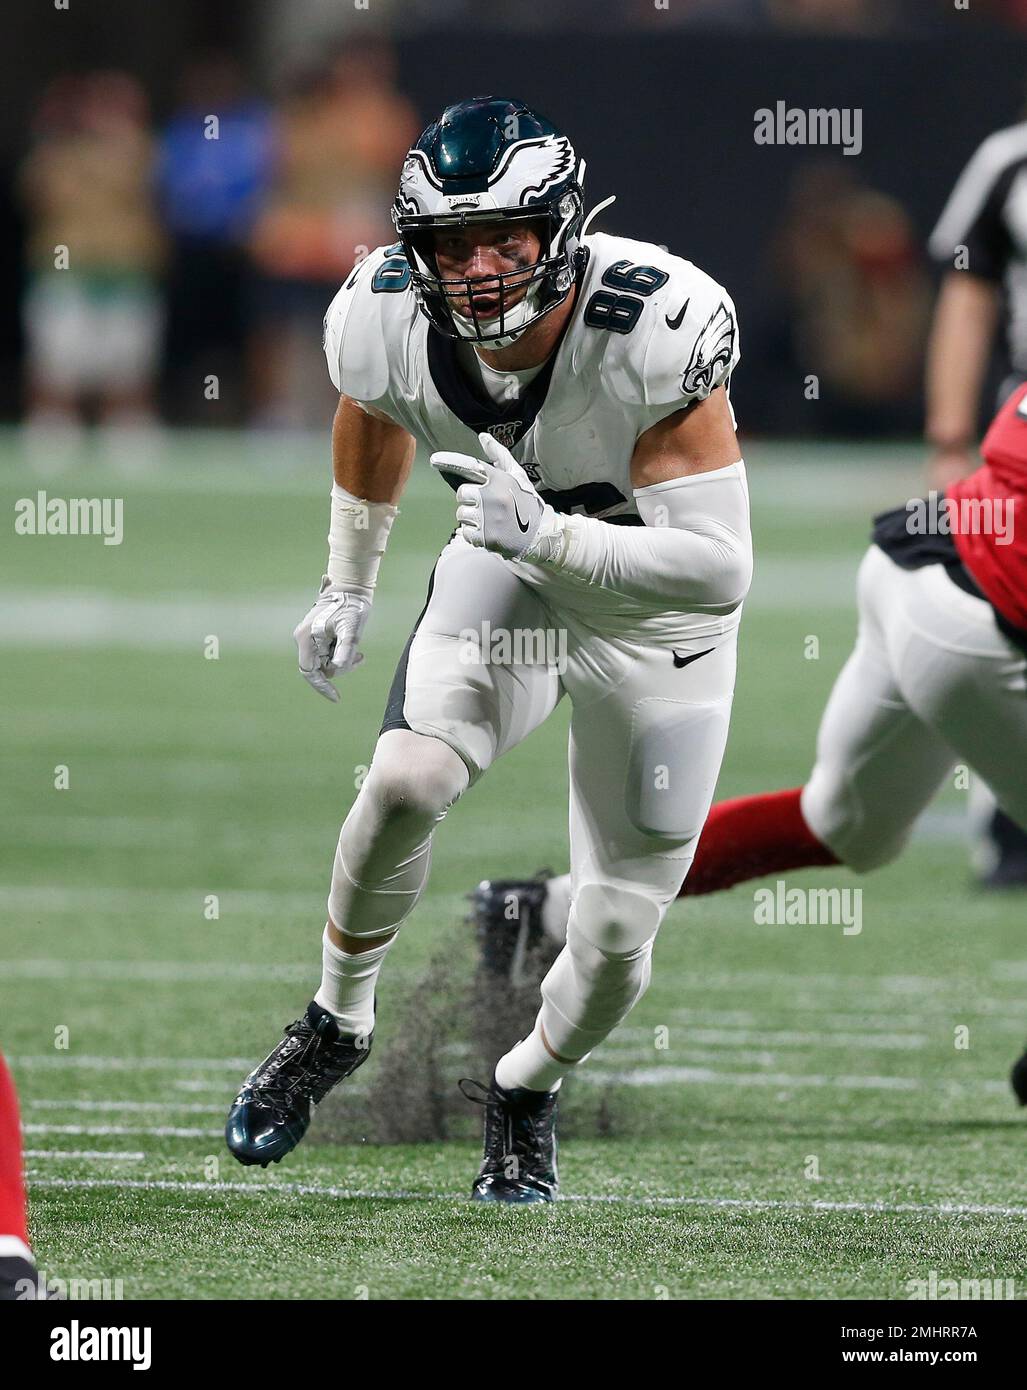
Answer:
[
  {"left": 461, "top": 1075, "right": 558, "bottom": 1204},
  {"left": 1011, "top": 1043, "right": 1027, "bottom": 1106},
  {"left": 226, "top": 1000, "right": 372, "bottom": 1167},
  {"left": 981, "top": 856, "right": 1027, "bottom": 890},
  {"left": 979, "top": 810, "right": 1027, "bottom": 890},
  {"left": 470, "top": 869, "right": 557, "bottom": 984}
]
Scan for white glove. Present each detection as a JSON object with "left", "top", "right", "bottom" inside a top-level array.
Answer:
[
  {"left": 293, "top": 575, "right": 371, "bottom": 703},
  {"left": 430, "top": 432, "right": 566, "bottom": 563}
]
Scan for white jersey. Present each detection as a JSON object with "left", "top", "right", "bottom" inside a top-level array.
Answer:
[{"left": 323, "top": 231, "right": 741, "bottom": 631}]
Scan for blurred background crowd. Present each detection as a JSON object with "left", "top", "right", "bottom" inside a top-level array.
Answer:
[
  {"left": 13, "top": 45, "right": 418, "bottom": 441},
  {"left": 3, "top": 0, "right": 1027, "bottom": 442}
]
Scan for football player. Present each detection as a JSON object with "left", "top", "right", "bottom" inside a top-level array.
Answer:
[
  {"left": 0, "top": 1053, "right": 43, "bottom": 1299},
  {"left": 480, "top": 384, "right": 1027, "bottom": 1097},
  {"left": 225, "top": 97, "right": 752, "bottom": 1202}
]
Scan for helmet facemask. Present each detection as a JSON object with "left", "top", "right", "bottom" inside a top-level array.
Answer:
[{"left": 395, "top": 187, "right": 585, "bottom": 348}]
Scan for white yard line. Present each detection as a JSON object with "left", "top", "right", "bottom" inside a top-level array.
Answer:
[
  {"left": 0, "top": 439, "right": 921, "bottom": 496},
  {"left": 24, "top": 1149, "right": 145, "bottom": 1161},
  {"left": 10, "top": 1061, "right": 1009, "bottom": 1098},
  {"left": 602, "top": 1028, "right": 928, "bottom": 1050},
  {"left": 0, "top": 887, "right": 319, "bottom": 918},
  {"left": 9, "top": 1056, "right": 251, "bottom": 1072},
  {"left": 993, "top": 961, "right": 1027, "bottom": 981},
  {"left": 579, "top": 1066, "right": 1010, "bottom": 1095},
  {"left": 665, "top": 1004, "right": 1027, "bottom": 1026},
  {"left": 2, "top": 815, "right": 320, "bottom": 852},
  {"left": 173, "top": 1079, "right": 241, "bottom": 1094},
  {"left": 25, "top": 1099, "right": 226, "bottom": 1115},
  {"left": 0, "top": 441, "right": 921, "bottom": 500},
  {"left": 24, "top": 1123, "right": 221, "bottom": 1139},
  {"left": 0, "top": 589, "right": 413, "bottom": 652},
  {"left": 0, "top": 568, "right": 864, "bottom": 652},
  {"left": 667, "top": 973, "right": 956, "bottom": 995},
  {"left": 24, "top": 1175, "right": 1027, "bottom": 1219},
  {"left": 1, "top": 956, "right": 317, "bottom": 982},
  {"left": 0, "top": 947, "right": 993, "bottom": 997},
  {"left": 3, "top": 952, "right": 1015, "bottom": 1011}
]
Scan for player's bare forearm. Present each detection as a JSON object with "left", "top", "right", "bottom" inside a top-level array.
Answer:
[
  {"left": 332, "top": 395, "right": 416, "bottom": 503},
  {"left": 629, "top": 387, "right": 741, "bottom": 488},
  {"left": 924, "top": 272, "right": 999, "bottom": 451}
]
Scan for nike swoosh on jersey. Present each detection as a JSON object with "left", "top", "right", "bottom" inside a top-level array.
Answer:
[
  {"left": 665, "top": 298, "right": 690, "bottom": 331},
  {"left": 672, "top": 646, "right": 714, "bottom": 669}
]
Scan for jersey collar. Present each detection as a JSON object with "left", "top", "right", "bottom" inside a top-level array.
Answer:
[
  {"left": 425, "top": 249, "right": 589, "bottom": 449},
  {"left": 426, "top": 327, "right": 560, "bottom": 447}
]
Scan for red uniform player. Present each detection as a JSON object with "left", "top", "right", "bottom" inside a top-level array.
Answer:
[{"left": 0, "top": 1053, "right": 39, "bottom": 1299}]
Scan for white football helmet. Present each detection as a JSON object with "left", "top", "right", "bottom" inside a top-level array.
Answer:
[{"left": 392, "top": 96, "right": 590, "bottom": 348}]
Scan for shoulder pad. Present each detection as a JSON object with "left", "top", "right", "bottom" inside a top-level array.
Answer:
[
  {"left": 322, "top": 243, "right": 414, "bottom": 402},
  {"left": 638, "top": 259, "right": 739, "bottom": 408},
  {"left": 582, "top": 237, "right": 738, "bottom": 408}
]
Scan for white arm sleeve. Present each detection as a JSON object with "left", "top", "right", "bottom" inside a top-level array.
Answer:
[{"left": 549, "top": 461, "right": 752, "bottom": 613}]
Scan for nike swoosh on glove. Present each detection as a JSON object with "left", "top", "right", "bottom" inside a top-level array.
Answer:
[
  {"left": 293, "top": 575, "right": 371, "bottom": 703},
  {"left": 430, "top": 432, "right": 566, "bottom": 563}
]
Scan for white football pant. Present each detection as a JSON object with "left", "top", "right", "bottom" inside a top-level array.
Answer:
[
  {"left": 327, "top": 531, "right": 739, "bottom": 1067},
  {"left": 802, "top": 544, "right": 1027, "bottom": 870}
]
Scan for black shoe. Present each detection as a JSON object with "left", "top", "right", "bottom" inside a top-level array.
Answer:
[
  {"left": 979, "top": 810, "right": 1027, "bottom": 889},
  {"left": 1011, "top": 1043, "right": 1027, "bottom": 1105},
  {"left": 981, "top": 857, "right": 1027, "bottom": 889},
  {"left": 470, "top": 869, "right": 558, "bottom": 984},
  {"left": 0, "top": 1254, "right": 63, "bottom": 1300},
  {"left": 461, "top": 1075, "right": 558, "bottom": 1204},
  {"left": 226, "top": 1001, "right": 373, "bottom": 1167}
]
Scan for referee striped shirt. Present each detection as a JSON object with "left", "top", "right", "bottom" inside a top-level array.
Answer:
[{"left": 930, "top": 121, "right": 1027, "bottom": 377}]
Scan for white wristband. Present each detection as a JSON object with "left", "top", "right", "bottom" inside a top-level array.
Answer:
[{"left": 326, "top": 483, "right": 398, "bottom": 595}]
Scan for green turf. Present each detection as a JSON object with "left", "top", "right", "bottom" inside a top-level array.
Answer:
[{"left": 3, "top": 431, "right": 1026, "bottom": 1299}]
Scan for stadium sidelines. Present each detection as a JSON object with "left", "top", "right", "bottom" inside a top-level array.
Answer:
[{"left": 24, "top": 1175, "right": 1027, "bottom": 1219}]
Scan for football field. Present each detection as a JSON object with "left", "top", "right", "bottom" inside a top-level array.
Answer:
[{"left": 3, "top": 430, "right": 1026, "bottom": 1300}]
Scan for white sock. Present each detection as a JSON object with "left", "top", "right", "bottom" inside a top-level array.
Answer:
[
  {"left": 313, "top": 925, "right": 393, "bottom": 1038},
  {"left": 495, "top": 1020, "right": 582, "bottom": 1093},
  {"left": 541, "top": 873, "right": 572, "bottom": 945}
]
